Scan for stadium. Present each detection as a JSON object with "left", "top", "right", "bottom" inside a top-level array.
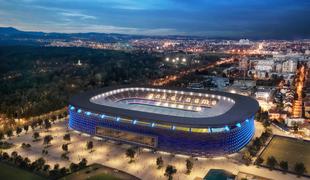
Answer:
[{"left": 68, "top": 86, "right": 259, "bottom": 156}]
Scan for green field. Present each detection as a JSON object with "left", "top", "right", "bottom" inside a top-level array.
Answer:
[
  {"left": 86, "top": 173, "right": 121, "bottom": 180},
  {"left": 0, "top": 163, "right": 45, "bottom": 180},
  {"left": 259, "top": 136, "right": 310, "bottom": 174},
  {"left": 62, "top": 164, "right": 137, "bottom": 180}
]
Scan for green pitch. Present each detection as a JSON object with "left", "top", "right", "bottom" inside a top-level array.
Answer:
[{"left": 259, "top": 135, "right": 310, "bottom": 174}]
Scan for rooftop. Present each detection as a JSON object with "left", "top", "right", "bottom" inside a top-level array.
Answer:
[{"left": 69, "top": 86, "right": 259, "bottom": 127}]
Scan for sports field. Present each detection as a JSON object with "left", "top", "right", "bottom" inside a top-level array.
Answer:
[
  {"left": 259, "top": 135, "right": 310, "bottom": 174},
  {"left": 61, "top": 163, "right": 139, "bottom": 180},
  {"left": 0, "top": 163, "right": 44, "bottom": 180}
]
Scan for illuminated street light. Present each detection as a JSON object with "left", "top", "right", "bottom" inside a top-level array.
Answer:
[
  {"left": 165, "top": 57, "right": 169, "bottom": 62},
  {"left": 182, "top": 58, "right": 186, "bottom": 62}
]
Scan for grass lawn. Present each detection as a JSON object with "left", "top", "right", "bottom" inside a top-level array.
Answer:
[
  {"left": 0, "top": 163, "right": 45, "bottom": 180},
  {"left": 259, "top": 135, "right": 310, "bottom": 174},
  {"left": 61, "top": 164, "right": 131, "bottom": 180},
  {"left": 86, "top": 173, "right": 121, "bottom": 180}
]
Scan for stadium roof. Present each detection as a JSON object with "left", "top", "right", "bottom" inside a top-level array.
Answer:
[{"left": 69, "top": 86, "right": 259, "bottom": 128}]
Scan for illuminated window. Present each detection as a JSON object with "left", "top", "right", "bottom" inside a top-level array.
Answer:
[
  {"left": 121, "top": 118, "right": 132, "bottom": 123},
  {"left": 137, "top": 121, "right": 150, "bottom": 126},
  {"left": 194, "top": 98, "right": 200, "bottom": 104},
  {"left": 191, "top": 128, "right": 208, "bottom": 133},
  {"left": 156, "top": 124, "right": 171, "bottom": 129},
  {"left": 175, "top": 126, "right": 190, "bottom": 132},
  {"left": 147, "top": 93, "right": 154, "bottom": 99}
]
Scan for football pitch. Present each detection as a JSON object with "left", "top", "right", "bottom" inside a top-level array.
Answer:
[{"left": 259, "top": 135, "right": 310, "bottom": 175}]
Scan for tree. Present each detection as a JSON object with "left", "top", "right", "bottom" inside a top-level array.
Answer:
[
  {"left": 86, "top": 141, "right": 93, "bottom": 151},
  {"left": 262, "top": 119, "right": 271, "bottom": 128},
  {"left": 279, "top": 161, "right": 288, "bottom": 173},
  {"left": 42, "top": 149, "right": 48, "bottom": 155},
  {"left": 6, "top": 129, "right": 13, "bottom": 139},
  {"left": 38, "top": 119, "right": 43, "bottom": 127},
  {"left": 242, "top": 151, "right": 252, "bottom": 165},
  {"left": 293, "top": 122, "right": 299, "bottom": 133},
  {"left": 23, "top": 125, "right": 29, "bottom": 133},
  {"left": 24, "top": 157, "right": 31, "bottom": 165},
  {"left": 33, "top": 132, "right": 40, "bottom": 141},
  {"left": 69, "top": 163, "right": 79, "bottom": 172},
  {"left": 59, "top": 167, "right": 68, "bottom": 176},
  {"left": 126, "top": 148, "right": 136, "bottom": 163},
  {"left": 16, "top": 127, "right": 22, "bottom": 136},
  {"left": 63, "top": 111, "right": 68, "bottom": 118},
  {"left": 156, "top": 156, "right": 164, "bottom": 169},
  {"left": 186, "top": 159, "right": 193, "bottom": 174},
  {"left": 50, "top": 163, "right": 61, "bottom": 178},
  {"left": 51, "top": 115, "right": 57, "bottom": 123},
  {"left": 58, "top": 114, "right": 64, "bottom": 119},
  {"left": 43, "top": 135, "right": 53, "bottom": 146},
  {"left": 44, "top": 119, "right": 51, "bottom": 131},
  {"left": 165, "top": 165, "right": 177, "bottom": 180},
  {"left": 2, "top": 152, "right": 10, "bottom": 161},
  {"left": 0, "top": 132, "right": 4, "bottom": 140},
  {"left": 266, "top": 156, "right": 277, "bottom": 170},
  {"left": 43, "top": 164, "right": 50, "bottom": 173},
  {"left": 21, "top": 157, "right": 31, "bottom": 168},
  {"left": 256, "top": 157, "right": 264, "bottom": 166},
  {"left": 54, "top": 164, "right": 60, "bottom": 170},
  {"left": 11, "top": 151, "right": 18, "bottom": 159},
  {"left": 265, "top": 128, "right": 273, "bottom": 136},
  {"left": 63, "top": 133, "right": 71, "bottom": 141},
  {"left": 21, "top": 143, "right": 31, "bottom": 149},
  {"left": 253, "top": 138, "right": 263, "bottom": 147},
  {"left": 78, "top": 158, "right": 87, "bottom": 169},
  {"left": 32, "top": 157, "right": 45, "bottom": 171},
  {"left": 31, "top": 122, "right": 37, "bottom": 130},
  {"left": 294, "top": 162, "right": 307, "bottom": 177},
  {"left": 14, "top": 155, "right": 23, "bottom": 166},
  {"left": 62, "top": 144, "right": 68, "bottom": 152}
]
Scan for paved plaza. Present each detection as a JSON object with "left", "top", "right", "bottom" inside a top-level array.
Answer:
[{"left": 3, "top": 119, "right": 309, "bottom": 180}]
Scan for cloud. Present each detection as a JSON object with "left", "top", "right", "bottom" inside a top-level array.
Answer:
[
  {"left": 60, "top": 12, "right": 96, "bottom": 20},
  {"left": 0, "top": 0, "right": 309, "bottom": 37},
  {"left": 45, "top": 25, "right": 182, "bottom": 36}
]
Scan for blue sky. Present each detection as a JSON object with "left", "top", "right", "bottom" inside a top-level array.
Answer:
[{"left": 0, "top": 0, "right": 309, "bottom": 37}]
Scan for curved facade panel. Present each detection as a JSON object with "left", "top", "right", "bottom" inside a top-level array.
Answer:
[{"left": 68, "top": 86, "right": 258, "bottom": 156}]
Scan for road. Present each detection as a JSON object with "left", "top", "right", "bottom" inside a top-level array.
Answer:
[
  {"left": 292, "top": 65, "right": 305, "bottom": 118},
  {"left": 152, "top": 57, "right": 235, "bottom": 86}
]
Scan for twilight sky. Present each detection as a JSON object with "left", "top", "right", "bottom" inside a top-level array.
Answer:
[{"left": 0, "top": 0, "right": 309, "bottom": 38}]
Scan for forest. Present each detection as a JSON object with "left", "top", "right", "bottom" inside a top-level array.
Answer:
[{"left": 0, "top": 46, "right": 163, "bottom": 118}]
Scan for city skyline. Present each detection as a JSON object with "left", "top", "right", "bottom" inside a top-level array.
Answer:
[{"left": 0, "top": 0, "right": 310, "bottom": 38}]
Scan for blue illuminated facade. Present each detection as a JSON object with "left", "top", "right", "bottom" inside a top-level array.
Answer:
[{"left": 68, "top": 106, "right": 255, "bottom": 156}]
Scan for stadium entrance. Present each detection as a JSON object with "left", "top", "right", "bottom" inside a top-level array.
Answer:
[{"left": 96, "top": 126, "right": 158, "bottom": 148}]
